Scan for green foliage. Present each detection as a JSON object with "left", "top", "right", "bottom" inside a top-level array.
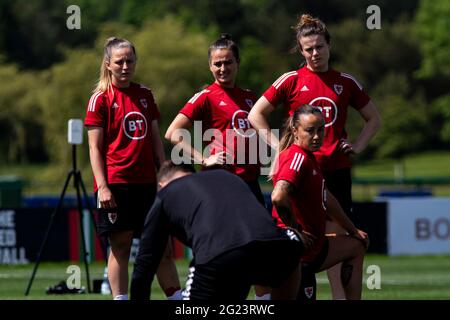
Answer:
[
  {"left": 331, "top": 19, "right": 421, "bottom": 91},
  {"left": 38, "top": 49, "right": 99, "bottom": 171},
  {"left": 373, "top": 94, "right": 430, "bottom": 158},
  {"left": 431, "top": 94, "right": 450, "bottom": 143},
  {"left": 415, "top": 0, "right": 450, "bottom": 78},
  {"left": 0, "top": 1, "right": 66, "bottom": 68},
  {"left": 0, "top": 64, "right": 45, "bottom": 163},
  {"left": 1, "top": 0, "right": 449, "bottom": 171},
  {"left": 238, "top": 37, "right": 290, "bottom": 95}
]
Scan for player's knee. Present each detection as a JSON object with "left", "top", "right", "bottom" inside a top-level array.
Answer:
[
  {"left": 350, "top": 237, "right": 366, "bottom": 256},
  {"left": 110, "top": 247, "right": 131, "bottom": 262},
  {"left": 356, "top": 239, "right": 367, "bottom": 255}
]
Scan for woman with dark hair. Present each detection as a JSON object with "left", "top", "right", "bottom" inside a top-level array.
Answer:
[
  {"left": 271, "top": 105, "right": 368, "bottom": 300},
  {"left": 165, "top": 34, "right": 270, "bottom": 299},
  {"left": 249, "top": 14, "right": 380, "bottom": 299}
]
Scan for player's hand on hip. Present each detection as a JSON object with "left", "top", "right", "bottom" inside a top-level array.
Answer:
[
  {"left": 339, "top": 138, "right": 355, "bottom": 155},
  {"left": 351, "top": 229, "right": 370, "bottom": 250},
  {"left": 202, "top": 151, "right": 232, "bottom": 167},
  {"left": 299, "top": 230, "right": 317, "bottom": 251}
]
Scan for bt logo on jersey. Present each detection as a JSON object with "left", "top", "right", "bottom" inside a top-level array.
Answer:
[
  {"left": 308, "top": 97, "right": 338, "bottom": 128},
  {"left": 231, "top": 110, "right": 256, "bottom": 138},
  {"left": 123, "top": 112, "right": 147, "bottom": 140}
]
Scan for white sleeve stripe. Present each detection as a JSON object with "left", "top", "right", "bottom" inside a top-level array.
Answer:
[
  {"left": 295, "top": 154, "right": 305, "bottom": 171},
  {"left": 289, "top": 152, "right": 304, "bottom": 172},
  {"left": 88, "top": 91, "right": 101, "bottom": 108},
  {"left": 87, "top": 92, "right": 98, "bottom": 111},
  {"left": 188, "top": 90, "right": 209, "bottom": 104},
  {"left": 88, "top": 92, "right": 102, "bottom": 112},
  {"left": 289, "top": 153, "right": 299, "bottom": 170},
  {"left": 341, "top": 72, "right": 363, "bottom": 90},
  {"left": 272, "top": 71, "right": 298, "bottom": 89}
]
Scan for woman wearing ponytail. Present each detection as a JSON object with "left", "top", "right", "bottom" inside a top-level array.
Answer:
[
  {"left": 270, "top": 105, "right": 368, "bottom": 300},
  {"left": 84, "top": 37, "right": 181, "bottom": 300},
  {"left": 249, "top": 14, "right": 380, "bottom": 299}
]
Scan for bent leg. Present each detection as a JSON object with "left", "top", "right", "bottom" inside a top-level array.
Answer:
[
  {"left": 156, "top": 239, "right": 181, "bottom": 299},
  {"left": 272, "top": 263, "right": 300, "bottom": 300},
  {"left": 297, "top": 263, "right": 317, "bottom": 302},
  {"left": 325, "top": 220, "right": 348, "bottom": 299},
  {"left": 318, "top": 235, "right": 366, "bottom": 300},
  {"left": 323, "top": 168, "right": 353, "bottom": 299}
]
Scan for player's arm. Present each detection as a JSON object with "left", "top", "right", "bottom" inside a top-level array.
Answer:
[
  {"left": 165, "top": 113, "right": 203, "bottom": 162},
  {"left": 271, "top": 180, "right": 298, "bottom": 229},
  {"left": 326, "top": 189, "right": 369, "bottom": 248},
  {"left": 272, "top": 180, "right": 316, "bottom": 249},
  {"left": 248, "top": 96, "right": 279, "bottom": 150},
  {"left": 341, "top": 101, "right": 381, "bottom": 155},
  {"left": 151, "top": 119, "right": 165, "bottom": 169},
  {"left": 130, "top": 197, "right": 169, "bottom": 300},
  {"left": 86, "top": 126, "right": 116, "bottom": 208},
  {"left": 165, "top": 113, "right": 229, "bottom": 167}
]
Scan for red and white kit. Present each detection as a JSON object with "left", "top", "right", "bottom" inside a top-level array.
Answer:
[
  {"left": 271, "top": 144, "right": 327, "bottom": 262},
  {"left": 180, "top": 82, "right": 260, "bottom": 182},
  {"left": 84, "top": 82, "right": 160, "bottom": 189},
  {"left": 264, "top": 66, "right": 370, "bottom": 171}
]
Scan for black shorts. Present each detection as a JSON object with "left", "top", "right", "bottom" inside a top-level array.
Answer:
[
  {"left": 323, "top": 168, "right": 353, "bottom": 216},
  {"left": 183, "top": 233, "right": 303, "bottom": 300},
  {"left": 96, "top": 183, "right": 156, "bottom": 238},
  {"left": 297, "top": 239, "right": 330, "bottom": 302}
]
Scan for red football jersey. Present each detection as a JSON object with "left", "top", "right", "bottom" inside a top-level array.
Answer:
[
  {"left": 180, "top": 82, "right": 260, "bottom": 181},
  {"left": 271, "top": 144, "right": 327, "bottom": 262},
  {"left": 84, "top": 82, "right": 160, "bottom": 190},
  {"left": 264, "top": 66, "right": 370, "bottom": 171}
]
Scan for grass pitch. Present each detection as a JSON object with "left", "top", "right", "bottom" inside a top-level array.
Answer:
[{"left": 1, "top": 254, "right": 450, "bottom": 300}]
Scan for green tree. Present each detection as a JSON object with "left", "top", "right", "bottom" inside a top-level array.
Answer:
[
  {"left": 431, "top": 94, "right": 450, "bottom": 143},
  {"left": 415, "top": 0, "right": 450, "bottom": 78},
  {"left": 0, "top": 64, "right": 45, "bottom": 163},
  {"left": 373, "top": 94, "right": 430, "bottom": 159}
]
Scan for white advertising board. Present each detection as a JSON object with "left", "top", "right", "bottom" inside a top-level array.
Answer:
[{"left": 387, "top": 198, "right": 450, "bottom": 255}]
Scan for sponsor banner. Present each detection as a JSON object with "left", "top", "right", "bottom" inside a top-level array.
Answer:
[
  {"left": 387, "top": 198, "right": 450, "bottom": 255},
  {"left": 0, "top": 208, "right": 69, "bottom": 264},
  {"left": 0, "top": 207, "right": 107, "bottom": 264}
]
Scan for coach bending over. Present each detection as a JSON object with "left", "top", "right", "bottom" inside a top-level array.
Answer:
[{"left": 130, "top": 161, "right": 303, "bottom": 300}]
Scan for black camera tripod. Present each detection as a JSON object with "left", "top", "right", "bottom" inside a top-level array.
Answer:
[{"left": 25, "top": 144, "right": 100, "bottom": 295}]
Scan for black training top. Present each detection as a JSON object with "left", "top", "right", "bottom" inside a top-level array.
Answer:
[{"left": 130, "top": 169, "right": 291, "bottom": 299}]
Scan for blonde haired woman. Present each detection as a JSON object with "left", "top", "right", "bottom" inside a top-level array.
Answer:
[{"left": 84, "top": 37, "right": 180, "bottom": 300}]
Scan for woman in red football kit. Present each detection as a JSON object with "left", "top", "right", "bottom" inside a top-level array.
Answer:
[
  {"left": 248, "top": 14, "right": 380, "bottom": 299},
  {"left": 84, "top": 37, "right": 180, "bottom": 300},
  {"left": 165, "top": 34, "right": 269, "bottom": 299},
  {"left": 271, "top": 105, "right": 369, "bottom": 300}
]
